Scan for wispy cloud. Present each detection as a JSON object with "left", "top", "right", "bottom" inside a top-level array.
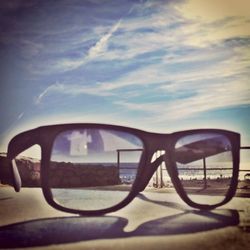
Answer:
[
  {"left": 17, "top": 112, "right": 24, "bottom": 120},
  {"left": 93, "top": 42, "right": 249, "bottom": 91},
  {"left": 34, "top": 27, "right": 250, "bottom": 119},
  {"left": 54, "top": 18, "right": 122, "bottom": 72},
  {"left": 34, "top": 81, "right": 115, "bottom": 105},
  {"left": 116, "top": 77, "right": 250, "bottom": 122},
  {"left": 2, "top": 0, "right": 250, "bottom": 139},
  {"left": 87, "top": 19, "right": 121, "bottom": 60},
  {"left": 14, "top": 0, "right": 249, "bottom": 78},
  {"left": 35, "top": 83, "right": 62, "bottom": 105},
  {"left": 3, "top": 0, "right": 249, "bottom": 73}
]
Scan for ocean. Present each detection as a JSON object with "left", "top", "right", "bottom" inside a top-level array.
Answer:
[{"left": 116, "top": 162, "right": 250, "bottom": 183}]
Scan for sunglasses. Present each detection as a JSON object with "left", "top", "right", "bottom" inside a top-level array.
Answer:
[{"left": 6, "top": 124, "right": 249, "bottom": 215}]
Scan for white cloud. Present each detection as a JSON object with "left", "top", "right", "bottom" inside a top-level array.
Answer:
[
  {"left": 57, "top": 12, "right": 134, "bottom": 73},
  {"left": 35, "top": 83, "right": 63, "bottom": 105},
  {"left": 174, "top": 0, "right": 250, "bottom": 47},
  {"left": 87, "top": 19, "right": 121, "bottom": 60},
  {"left": 105, "top": 42, "right": 250, "bottom": 121},
  {"left": 30, "top": 0, "right": 250, "bottom": 123},
  {"left": 34, "top": 81, "right": 115, "bottom": 105},
  {"left": 176, "top": 0, "right": 250, "bottom": 22},
  {"left": 102, "top": 0, "right": 250, "bottom": 58},
  {"left": 62, "top": 2, "right": 248, "bottom": 66},
  {"left": 26, "top": 0, "right": 250, "bottom": 75},
  {"left": 17, "top": 112, "right": 24, "bottom": 120},
  {"left": 51, "top": 18, "right": 122, "bottom": 73},
  {"left": 94, "top": 42, "right": 248, "bottom": 92},
  {"left": 116, "top": 77, "right": 250, "bottom": 122}
]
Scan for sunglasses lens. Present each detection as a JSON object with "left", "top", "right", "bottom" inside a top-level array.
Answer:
[
  {"left": 48, "top": 128, "right": 144, "bottom": 211},
  {"left": 175, "top": 132, "right": 233, "bottom": 205}
]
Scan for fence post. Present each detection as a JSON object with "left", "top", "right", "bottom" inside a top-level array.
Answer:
[{"left": 203, "top": 157, "right": 207, "bottom": 189}]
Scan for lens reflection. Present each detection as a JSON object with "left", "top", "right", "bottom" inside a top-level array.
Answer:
[
  {"left": 49, "top": 128, "right": 143, "bottom": 211},
  {"left": 175, "top": 133, "right": 233, "bottom": 205}
]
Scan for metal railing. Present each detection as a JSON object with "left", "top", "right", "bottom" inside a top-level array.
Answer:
[
  {"left": 116, "top": 148, "right": 250, "bottom": 188},
  {"left": 116, "top": 149, "right": 143, "bottom": 171}
]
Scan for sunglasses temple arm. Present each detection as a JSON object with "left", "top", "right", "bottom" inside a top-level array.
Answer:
[
  {"left": 7, "top": 129, "right": 38, "bottom": 192},
  {"left": 10, "top": 160, "right": 22, "bottom": 192}
]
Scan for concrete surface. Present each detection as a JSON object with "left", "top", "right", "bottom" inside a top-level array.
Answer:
[{"left": 0, "top": 187, "right": 249, "bottom": 249}]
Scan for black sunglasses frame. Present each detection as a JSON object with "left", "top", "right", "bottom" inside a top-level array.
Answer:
[{"left": 7, "top": 124, "right": 241, "bottom": 215}]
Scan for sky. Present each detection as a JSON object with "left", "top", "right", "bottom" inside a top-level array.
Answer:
[{"left": 0, "top": 0, "right": 250, "bottom": 154}]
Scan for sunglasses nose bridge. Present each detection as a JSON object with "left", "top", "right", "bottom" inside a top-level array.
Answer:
[
  {"left": 137, "top": 134, "right": 172, "bottom": 192},
  {"left": 146, "top": 133, "right": 171, "bottom": 152}
]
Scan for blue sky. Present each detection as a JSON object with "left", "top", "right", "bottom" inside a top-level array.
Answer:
[{"left": 0, "top": 0, "right": 250, "bottom": 153}]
